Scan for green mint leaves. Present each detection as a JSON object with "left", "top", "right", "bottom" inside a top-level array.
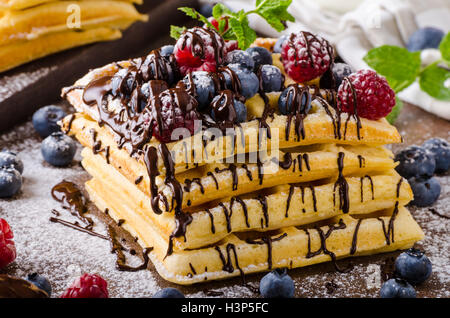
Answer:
[
  {"left": 171, "top": 0, "right": 294, "bottom": 50},
  {"left": 364, "top": 32, "right": 450, "bottom": 123}
]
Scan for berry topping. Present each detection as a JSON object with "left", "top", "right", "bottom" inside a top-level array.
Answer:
[
  {"left": 408, "top": 176, "right": 441, "bottom": 207},
  {"left": 224, "top": 40, "right": 238, "bottom": 54},
  {"left": 0, "top": 218, "right": 16, "bottom": 269},
  {"left": 152, "top": 287, "right": 185, "bottom": 298},
  {"left": 331, "top": 63, "right": 353, "bottom": 89},
  {"left": 174, "top": 27, "right": 225, "bottom": 76},
  {"left": 27, "top": 273, "right": 52, "bottom": 297},
  {"left": 208, "top": 16, "right": 229, "bottom": 33},
  {"left": 210, "top": 90, "right": 247, "bottom": 124},
  {"left": 395, "top": 248, "right": 432, "bottom": 285},
  {"left": 225, "top": 50, "right": 255, "bottom": 70},
  {"left": 159, "top": 45, "right": 175, "bottom": 57},
  {"left": 246, "top": 46, "right": 272, "bottom": 70},
  {"left": 41, "top": 132, "right": 77, "bottom": 167},
  {"left": 337, "top": 69, "right": 396, "bottom": 120},
  {"left": 278, "top": 84, "right": 312, "bottom": 115},
  {"left": 0, "top": 150, "right": 24, "bottom": 174},
  {"left": 32, "top": 105, "right": 67, "bottom": 138},
  {"left": 181, "top": 71, "right": 216, "bottom": 109},
  {"left": 150, "top": 88, "right": 200, "bottom": 143},
  {"left": 379, "top": 278, "right": 416, "bottom": 298},
  {"left": 407, "top": 27, "right": 444, "bottom": 52},
  {"left": 61, "top": 273, "right": 108, "bottom": 298},
  {"left": 0, "top": 167, "right": 22, "bottom": 198},
  {"left": 422, "top": 138, "right": 450, "bottom": 173},
  {"left": 273, "top": 34, "right": 288, "bottom": 53},
  {"left": 222, "top": 64, "right": 259, "bottom": 99},
  {"left": 281, "top": 31, "right": 333, "bottom": 83},
  {"left": 395, "top": 145, "right": 436, "bottom": 179},
  {"left": 259, "top": 268, "right": 295, "bottom": 298},
  {"left": 258, "top": 64, "right": 284, "bottom": 92}
]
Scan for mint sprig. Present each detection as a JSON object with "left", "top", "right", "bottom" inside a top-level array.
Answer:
[
  {"left": 364, "top": 31, "right": 450, "bottom": 123},
  {"left": 171, "top": 0, "right": 294, "bottom": 50}
]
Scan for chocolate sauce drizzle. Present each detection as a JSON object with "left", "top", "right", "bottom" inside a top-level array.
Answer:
[
  {"left": 246, "top": 233, "right": 287, "bottom": 270},
  {"left": 333, "top": 152, "right": 350, "bottom": 214}
]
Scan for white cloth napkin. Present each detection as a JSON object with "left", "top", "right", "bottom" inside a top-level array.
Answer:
[{"left": 207, "top": 0, "right": 450, "bottom": 120}]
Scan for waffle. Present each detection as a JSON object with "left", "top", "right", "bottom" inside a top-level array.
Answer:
[
  {"left": 0, "top": 0, "right": 142, "bottom": 11},
  {"left": 61, "top": 33, "right": 424, "bottom": 285}
]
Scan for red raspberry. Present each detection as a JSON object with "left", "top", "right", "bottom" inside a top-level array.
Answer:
[
  {"left": 61, "top": 273, "right": 109, "bottom": 298},
  {"left": 224, "top": 40, "right": 238, "bottom": 54},
  {"left": 174, "top": 27, "right": 225, "bottom": 76},
  {"left": 150, "top": 88, "right": 200, "bottom": 143},
  {"left": 0, "top": 218, "right": 16, "bottom": 269},
  {"left": 281, "top": 31, "right": 333, "bottom": 83},
  {"left": 207, "top": 16, "right": 229, "bottom": 33},
  {"left": 337, "top": 69, "right": 396, "bottom": 120}
]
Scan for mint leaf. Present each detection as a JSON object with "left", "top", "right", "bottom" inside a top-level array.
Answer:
[
  {"left": 419, "top": 62, "right": 450, "bottom": 101},
  {"left": 170, "top": 25, "right": 186, "bottom": 40},
  {"left": 212, "top": 3, "right": 232, "bottom": 20},
  {"left": 256, "top": 0, "right": 294, "bottom": 32},
  {"left": 229, "top": 15, "right": 256, "bottom": 50},
  {"left": 386, "top": 96, "right": 403, "bottom": 124},
  {"left": 439, "top": 32, "right": 450, "bottom": 63},
  {"left": 363, "top": 45, "right": 421, "bottom": 92},
  {"left": 178, "top": 7, "right": 215, "bottom": 29}
]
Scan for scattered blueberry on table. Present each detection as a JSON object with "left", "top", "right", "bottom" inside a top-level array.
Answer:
[
  {"left": 0, "top": 150, "right": 24, "bottom": 174},
  {"left": 395, "top": 145, "right": 436, "bottom": 179},
  {"left": 395, "top": 248, "right": 432, "bottom": 285},
  {"left": 259, "top": 268, "right": 295, "bottom": 298},
  {"left": 408, "top": 176, "right": 441, "bottom": 207},
  {"left": 41, "top": 132, "right": 76, "bottom": 167},
  {"left": 27, "top": 273, "right": 52, "bottom": 297},
  {"left": 422, "top": 138, "right": 450, "bottom": 173},
  {"left": 380, "top": 278, "right": 416, "bottom": 298},
  {"left": 0, "top": 166, "right": 22, "bottom": 198},
  {"left": 32, "top": 105, "right": 67, "bottom": 138},
  {"left": 152, "top": 287, "right": 185, "bottom": 298}
]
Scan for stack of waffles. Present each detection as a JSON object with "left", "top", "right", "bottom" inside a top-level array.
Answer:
[
  {"left": 61, "top": 32, "right": 424, "bottom": 285},
  {"left": 0, "top": 0, "right": 147, "bottom": 72}
]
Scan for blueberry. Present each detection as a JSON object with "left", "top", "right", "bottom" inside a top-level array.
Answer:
[
  {"left": 273, "top": 34, "right": 288, "bottom": 53},
  {"left": 210, "top": 95, "right": 247, "bottom": 123},
  {"left": 0, "top": 150, "right": 23, "bottom": 174},
  {"left": 395, "top": 248, "right": 432, "bottom": 285},
  {"left": 0, "top": 166, "right": 22, "bottom": 198},
  {"left": 225, "top": 50, "right": 255, "bottom": 70},
  {"left": 111, "top": 68, "right": 129, "bottom": 96},
  {"left": 199, "top": 2, "right": 214, "bottom": 18},
  {"left": 332, "top": 63, "right": 353, "bottom": 89},
  {"left": 32, "top": 105, "right": 67, "bottom": 138},
  {"left": 160, "top": 45, "right": 174, "bottom": 57},
  {"left": 422, "top": 138, "right": 450, "bottom": 173},
  {"left": 41, "top": 132, "right": 76, "bottom": 167},
  {"left": 380, "top": 278, "right": 416, "bottom": 298},
  {"left": 222, "top": 64, "right": 259, "bottom": 99},
  {"left": 259, "top": 268, "right": 295, "bottom": 298},
  {"left": 152, "top": 287, "right": 185, "bottom": 298},
  {"left": 278, "top": 86, "right": 312, "bottom": 115},
  {"left": 395, "top": 146, "right": 435, "bottom": 179},
  {"left": 407, "top": 27, "right": 444, "bottom": 52},
  {"left": 246, "top": 47, "right": 273, "bottom": 70},
  {"left": 27, "top": 273, "right": 52, "bottom": 297},
  {"left": 182, "top": 71, "right": 216, "bottom": 109},
  {"left": 259, "top": 65, "right": 283, "bottom": 92},
  {"left": 408, "top": 176, "right": 440, "bottom": 207}
]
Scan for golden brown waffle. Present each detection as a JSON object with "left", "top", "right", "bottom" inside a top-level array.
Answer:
[{"left": 0, "top": 0, "right": 142, "bottom": 11}]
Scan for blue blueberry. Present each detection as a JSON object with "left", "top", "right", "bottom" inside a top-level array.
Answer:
[
  {"left": 407, "top": 27, "right": 444, "bottom": 52},
  {"left": 182, "top": 71, "right": 215, "bottom": 109},
  {"left": 32, "top": 105, "right": 67, "bottom": 138},
  {"left": 111, "top": 68, "right": 129, "bottom": 96},
  {"left": 160, "top": 45, "right": 174, "bottom": 57},
  {"left": 152, "top": 287, "right": 185, "bottom": 298},
  {"left": 395, "top": 248, "right": 432, "bottom": 285},
  {"left": 27, "top": 273, "right": 52, "bottom": 297},
  {"left": 380, "top": 278, "right": 416, "bottom": 298},
  {"left": 222, "top": 64, "right": 259, "bottom": 99},
  {"left": 395, "top": 146, "right": 436, "bottom": 179},
  {"left": 273, "top": 34, "right": 288, "bottom": 53},
  {"left": 259, "top": 268, "right": 295, "bottom": 298},
  {"left": 210, "top": 95, "right": 247, "bottom": 123},
  {"left": 422, "top": 138, "right": 450, "bottom": 173},
  {"left": 408, "top": 176, "right": 440, "bottom": 207},
  {"left": 246, "top": 46, "right": 273, "bottom": 70},
  {"left": 199, "top": 2, "right": 214, "bottom": 17},
  {"left": 332, "top": 63, "right": 353, "bottom": 89},
  {"left": 41, "top": 132, "right": 76, "bottom": 167},
  {"left": 0, "top": 166, "right": 22, "bottom": 198},
  {"left": 278, "top": 86, "right": 312, "bottom": 115},
  {"left": 259, "top": 65, "right": 283, "bottom": 92},
  {"left": 0, "top": 150, "right": 23, "bottom": 174},
  {"left": 225, "top": 50, "right": 255, "bottom": 70}
]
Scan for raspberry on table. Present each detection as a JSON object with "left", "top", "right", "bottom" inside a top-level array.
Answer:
[
  {"left": 281, "top": 31, "right": 333, "bottom": 83},
  {"left": 60, "top": 273, "right": 109, "bottom": 298},
  {"left": 174, "top": 27, "right": 226, "bottom": 76},
  {"left": 337, "top": 69, "right": 396, "bottom": 120},
  {"left": 0, "top": 218, "right": 16, "bottom": 269}
]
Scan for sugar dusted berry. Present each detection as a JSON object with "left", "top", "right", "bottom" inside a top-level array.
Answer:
[
  {"left": 281, "top": 31, "right": 333, "bottom": 83},
  {"left": 395, "top": 248, "right": 432, "bottom": 284},
  {"left": 0, "top": 218, "right": 16, "bottom": 269},
  {"left": 337, "top": 69, "right": 396, "bottom": 120},
  {"left": 61, "top": 273, "right": 108, "bottom": 298},
  {"left": 0, "top": 150, "right": 23, "bottom": 174},
  {"left": 259, "top": 268, "right": 295, "bottom": 298},
  {"left": 27, "top": 273, "right": 52, "bottom": 297},
  {"left": 153, "top": 287, "right": 184, "bottom": 298},
  {"left": 246, "top": 46, "right": 272, "bottom": 70},
  {"left": 0, "top": 166, "right": 22, "bottom": 198},
  {"left": 380, "top": 278, "right": 416, "bottom": 298}
]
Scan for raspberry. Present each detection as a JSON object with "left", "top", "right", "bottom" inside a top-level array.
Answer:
[
  {"left": 61, "top": 273, "right": 108, "bottom": 298},
  {"left": 0, "top": 218, "right": 16, "bottom": 269},
  {"left": 207, "top": 16, "right": 229, "bottom": 33},
  {"left": 150, "top": 88, "right": 200, "bottom": 143},
  {"left": 337, "top": 69, "right": 396, "bottom": 120},
  {"left": 174, "top": 27, "right": 225, "bottom": 76},
  {"left": 224, "top": 40, "right": 238, "bottom": 55},
  {"left": 281, "top": 31, "right": 333, "bottom": 83}
]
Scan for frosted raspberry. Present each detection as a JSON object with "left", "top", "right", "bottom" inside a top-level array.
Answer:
[
  {"left": 281, "top": 31, "right": 333, "bottom": 83},
  {"left": 337, "top": 69, "right": 396, "bottom": 120},
  {"left": 0, "top": 218, "right": 16, "bottom": 269},
  {"left": 61, "top": 273, "right": 108, "bottom": 298}
]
